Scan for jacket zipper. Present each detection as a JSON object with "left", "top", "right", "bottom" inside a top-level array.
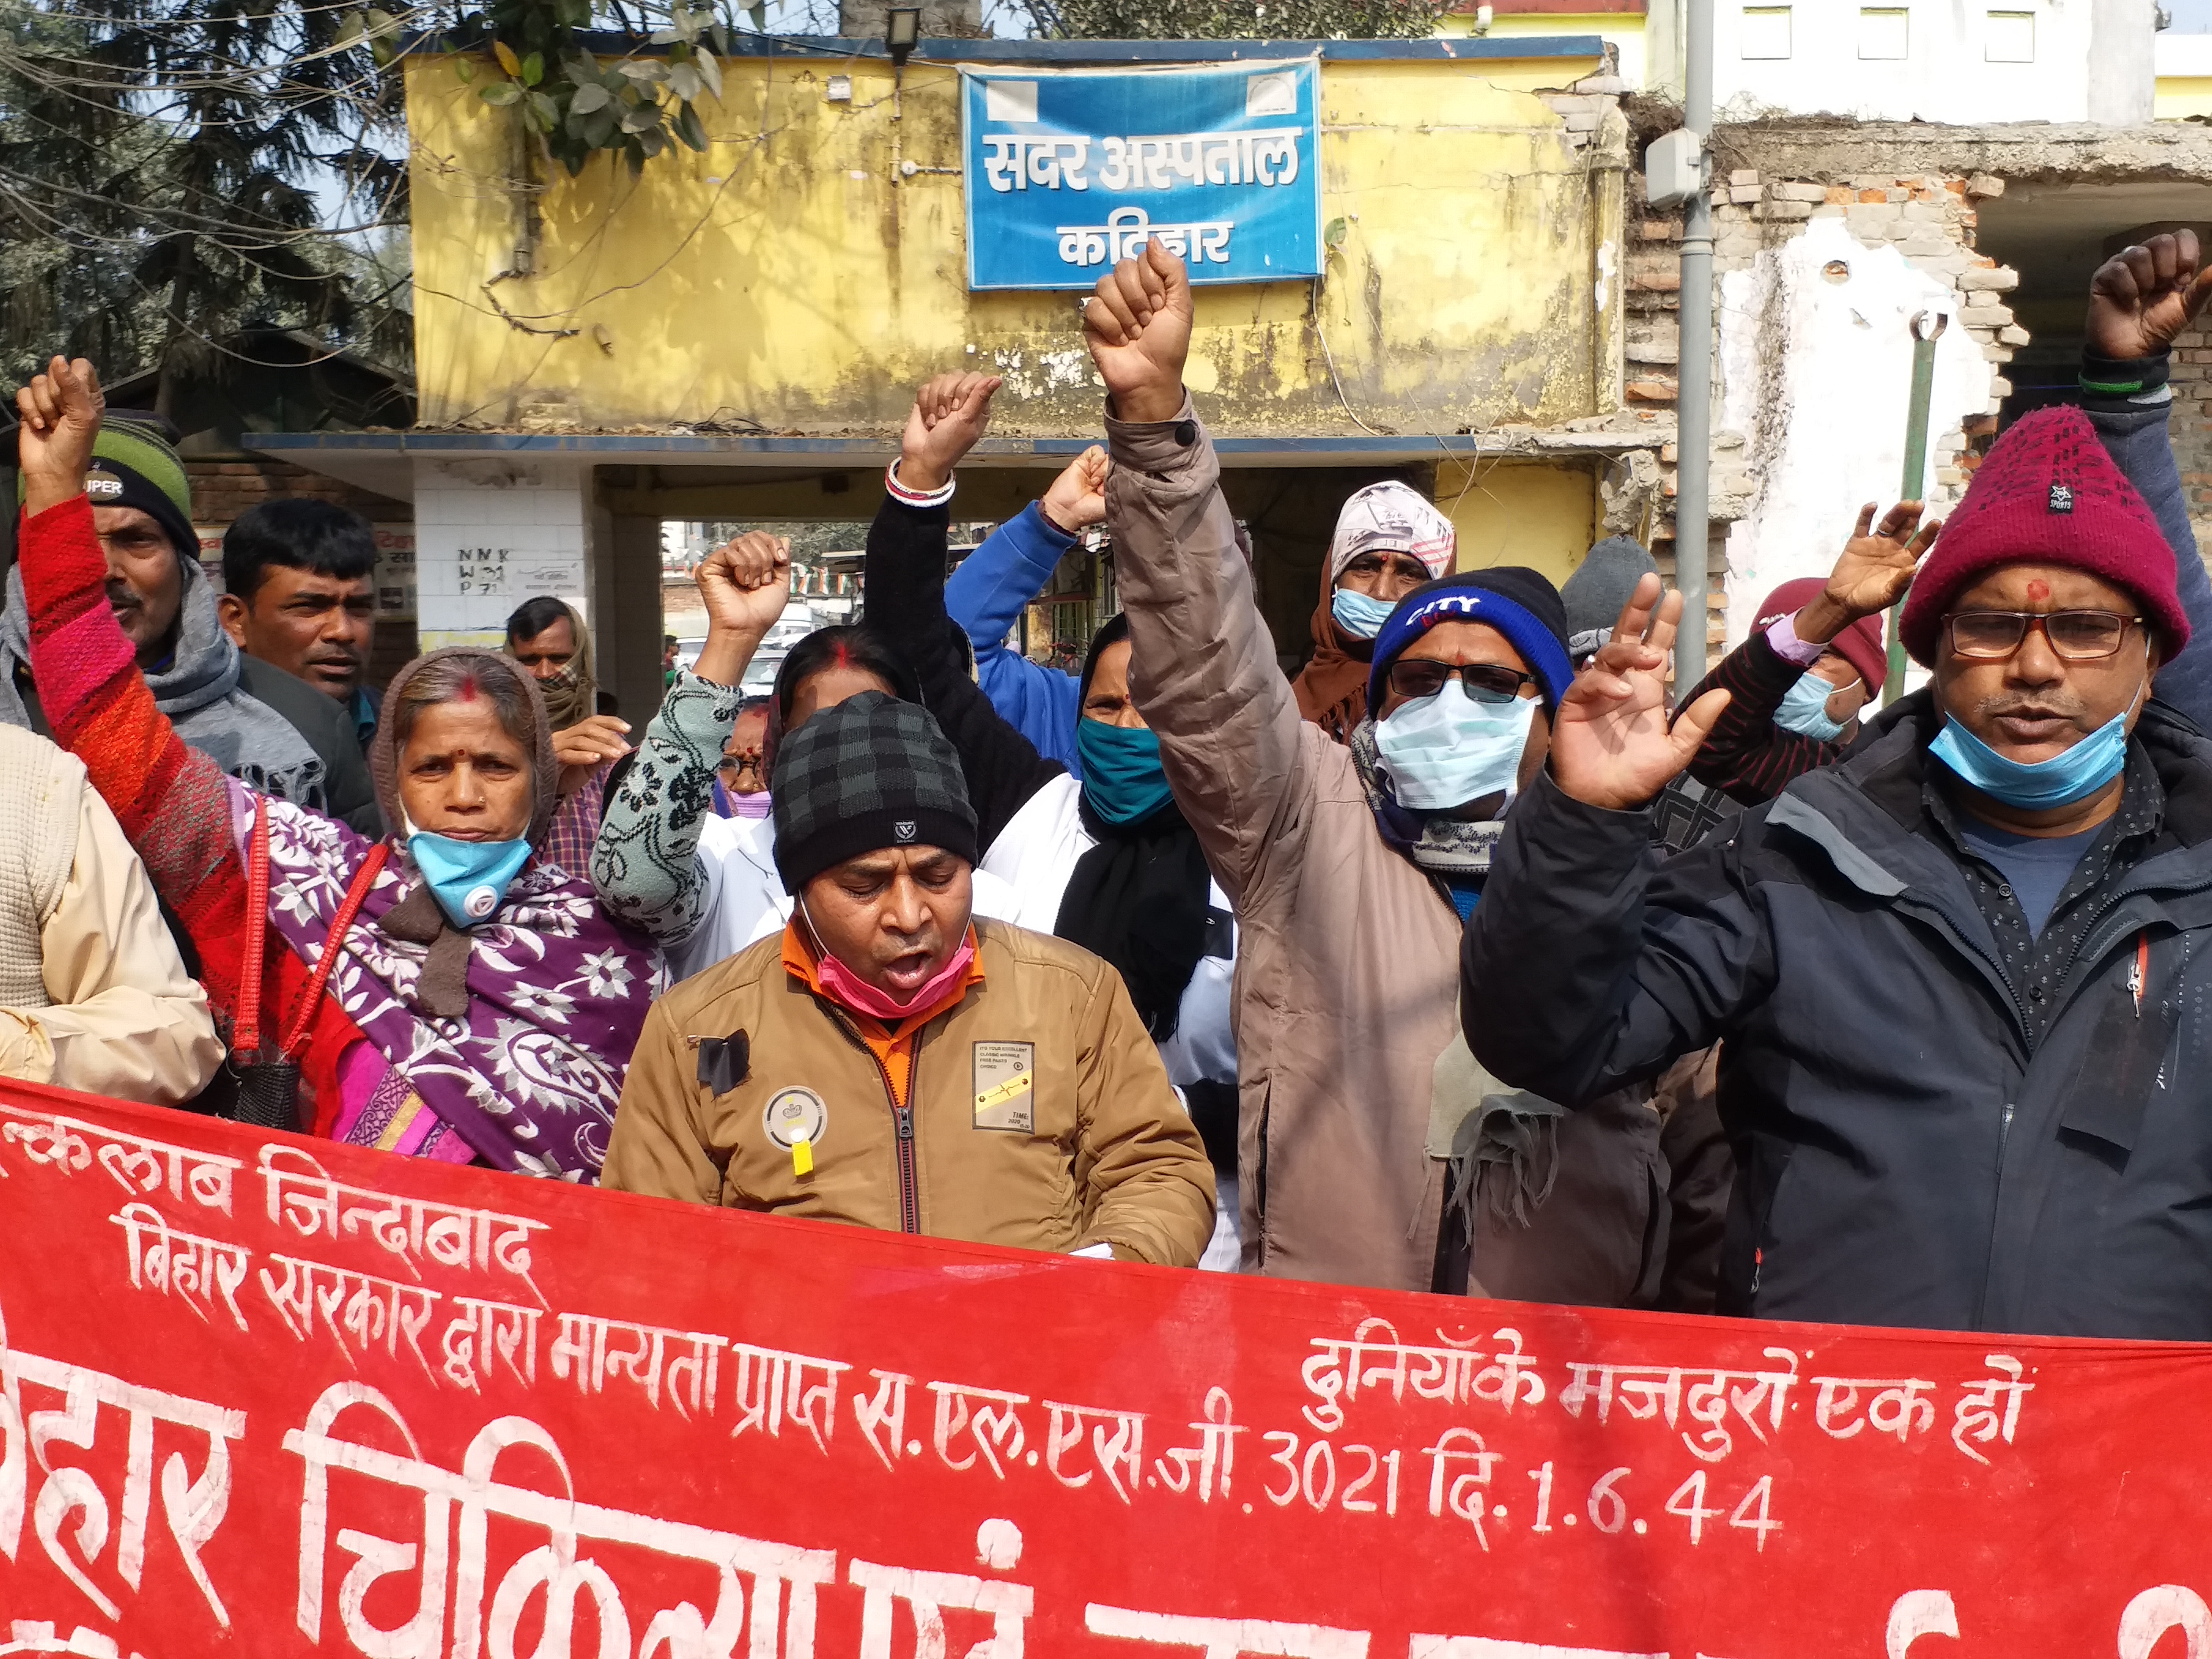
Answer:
[
  {"left": 2063, "top": 890, "right": 2196, "bottom": 992},
  {"left": 1972, "top": 1100, "right": 2015, "bottom": 1330},
  {"left": 1882, "top": 895, "right": 2033, "bottom": 1331},
  {"left": 894, "top": 1042, "right": 924, "bottom": 1235},
  {"left": 820, "top": 1003, "right": 926, "bottom": 1235}
]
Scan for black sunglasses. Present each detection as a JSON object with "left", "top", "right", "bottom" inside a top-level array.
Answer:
[{"left": 1384, "top": 660, "right": 1538, "bottom": 703}]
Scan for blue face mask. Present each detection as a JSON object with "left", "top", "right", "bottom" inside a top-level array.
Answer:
[
  {"left": 1928, "top": 669, "right": 2145, "bottom": 810},
  {"left": 408, "top": 830, "right": 533, "bottom": 929},
  {"left": 1077, "top": 719, "right": 1175, "bottom": 825},
  {"left": 1331, "top": 586, "right": 1398, "bottom": 641},
  {"left": 1374, "top": 679, "right": 1539, "bottom": 811},
  {"left": 1775, "top": 670, "right": 1848, "bottom": 742}
]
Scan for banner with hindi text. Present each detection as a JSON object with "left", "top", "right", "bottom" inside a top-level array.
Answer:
[
  {"left": 961, "top": 63, "right": 1323, "bottom": 292},
  {"left": 2, "top": 1078, "right": 2212, "bottom": 1656}
]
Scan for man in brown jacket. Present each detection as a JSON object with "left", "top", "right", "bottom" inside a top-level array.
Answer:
[
  {"left": 603, "top": 689, "right": 1215, "bottom": 1266},
  {"left": 1078, "top": 242, "right": 1662, "bottom": 1299}
]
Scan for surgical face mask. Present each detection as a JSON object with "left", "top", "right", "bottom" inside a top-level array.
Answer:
[
  {"left": 1331, "top": 586, "right": 1397, "bottom": 641},
  {"left": 1929, "top": 671, "right": 2146, "bottom": 811},
  {"left": 800, "top": 900, "right": 977, "bottom": 1022},
  {"left": 1775, "top": 670, "right": 1849, "bottom": 742},
  {"left": 1374, "top": 679, "right": 1539, "bottom": 811},
  {"left": 408, "top": 830, "right": 532, "bottom": 929},
  {"left": 1077, "top": 718, "right": 1174, "bottom": 824}
]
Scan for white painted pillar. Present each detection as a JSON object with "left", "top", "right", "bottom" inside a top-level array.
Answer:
[
  {"left": 412, "top": 457, "right": 594, "bottom": 651},
  {"left": 2088, "top": 0, "right": 2157, "bottom": 124}
]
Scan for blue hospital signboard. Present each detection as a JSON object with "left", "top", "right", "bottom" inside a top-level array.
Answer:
[{"left": 962, "top": 61, "right": 1323, "bottom": 292}]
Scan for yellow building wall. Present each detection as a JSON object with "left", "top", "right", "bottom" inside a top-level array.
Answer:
[
  {"left": 405, "top": 49, "right": 1612, "bottom": 439},
  {"left": 1439, "top": 457, "right": 1597, "bottom": 587},
  {"left": 2155, "top": 76, "right": 2212, "bottom": 120}
]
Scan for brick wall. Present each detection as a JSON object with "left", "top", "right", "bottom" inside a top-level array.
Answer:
[
  {"left": 1623, "top": 202, "right": 1725, "bottom": 658},
  {"left": 184, "top": 458, "right": 408, "bottom": 528},
  {"left": 1626, "top": 161, "right": 2016, "bottom": 658},
  {"left": 2167, "top": 319, "right": 2212, "bottom": 569}
]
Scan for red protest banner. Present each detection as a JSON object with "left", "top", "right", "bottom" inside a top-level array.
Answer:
[{"left": 1, "top": 1076, "right": 2209, "bottom": 1657}]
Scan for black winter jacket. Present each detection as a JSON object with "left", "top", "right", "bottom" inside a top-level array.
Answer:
[{"left": 1464, "top": 696, "right": 2212, "bottom": 1337}]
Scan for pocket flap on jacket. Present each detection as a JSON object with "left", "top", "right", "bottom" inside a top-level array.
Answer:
[{"left": 2058, "top": 966, "right": 2176, "bottom": 1154}]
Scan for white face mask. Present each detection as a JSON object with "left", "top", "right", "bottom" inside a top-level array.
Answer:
[{"left": 1374, "top": 680, "right": 1539, "bottom": 811}]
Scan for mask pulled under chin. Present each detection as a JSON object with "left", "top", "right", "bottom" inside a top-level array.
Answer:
[
  {"left": 1374, "top": 679, "right": 1538, "bottom": 811},
  {"left": 1330, "top": 586, "right": 1397, "bottom": 641},
  {"left": 1929, "top": 708, "right": 2133, "bottom": 810},
  {"left": 802, "top": 903, "right": 977, "bottom": 1022},
  {"left": 1928, "top": 666, "right": 2146, "bottom": 812},
  {"left": 407, "top": 829, "right": 532, "bottom": 929}
]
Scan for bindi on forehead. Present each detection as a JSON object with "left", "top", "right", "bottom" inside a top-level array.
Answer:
[{"left": 2027, "top": 578, "right": 2050, "bottom": 604}]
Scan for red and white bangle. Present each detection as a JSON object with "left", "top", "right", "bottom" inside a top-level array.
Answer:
[{"left": 886, "top": 459, "right": 956, "bottom": 509}]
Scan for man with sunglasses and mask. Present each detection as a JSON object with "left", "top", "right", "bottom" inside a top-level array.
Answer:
[
  {"left": 1463, "top": 375, "right": 2212, "bottom": 1336},
  {"left": 1080, "top": 241, "right": 1662, "bottom": 1300}
]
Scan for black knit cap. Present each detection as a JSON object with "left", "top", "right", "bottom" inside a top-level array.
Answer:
[
  {"left": 1456, "top": 566, "right": 1571, "bottom": 649},
  {"left": 772, "top": 690, "right": 979, "bottom": 891}
]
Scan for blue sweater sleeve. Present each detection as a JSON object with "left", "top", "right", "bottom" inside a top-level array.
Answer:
[
  {"left": 2082, "top": 349, "right": 2212, "bottom": 730},
  {"left": 944, "top": 502, "right": 1087, "bottom": 777}
]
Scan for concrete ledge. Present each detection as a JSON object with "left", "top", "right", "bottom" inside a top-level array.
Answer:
[
  {"left": 248, "top": 415, "right": 1673, "bottom": 500},
  {"left": 1711, "top": 118, "right": 2212, "bottom": 185},
  {"left": 404, "top": 31, "right": 1610, "bottom": 65}
]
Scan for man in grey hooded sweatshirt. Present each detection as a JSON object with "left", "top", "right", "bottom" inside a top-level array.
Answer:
[{"left": 3, "top": 409, "right": 379, "bottom": 832}]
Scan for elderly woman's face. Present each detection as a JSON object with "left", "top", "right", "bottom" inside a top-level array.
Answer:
[{"left": 399, "top": 699, "right": 535, "bottom": 842}]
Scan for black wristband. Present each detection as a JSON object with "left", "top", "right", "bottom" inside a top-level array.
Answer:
[{"left": 2080, "top": 346, "right": 2171, "bottom": 398}]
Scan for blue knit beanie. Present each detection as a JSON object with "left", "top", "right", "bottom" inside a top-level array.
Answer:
[{"left": 1366, "top": 568, "right": 1575, "bottom": 714}]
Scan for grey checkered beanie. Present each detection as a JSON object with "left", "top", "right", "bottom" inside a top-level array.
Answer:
[{"left": 772, "top": 690, "right": 979, "bottom": 891}]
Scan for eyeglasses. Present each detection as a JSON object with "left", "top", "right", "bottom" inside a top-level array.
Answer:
[
  {"left": 1944, "top": 610, "right": 2143, "bottom": 662},
  {"left": 1384, "top": 660, "right": 1539, "bottom": 704}
]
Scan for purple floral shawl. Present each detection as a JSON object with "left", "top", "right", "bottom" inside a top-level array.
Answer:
[{"left": 241, "top": 781, "right": 664, "bottom": 1181}]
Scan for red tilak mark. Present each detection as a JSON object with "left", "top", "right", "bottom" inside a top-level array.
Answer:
[{"left": 2027, "top": 579, "right": 2050, "bottom": 604}]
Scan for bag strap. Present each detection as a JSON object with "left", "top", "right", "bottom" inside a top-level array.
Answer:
[
  {"left": 234, "top": 796, "right": 273, "bottom": 1057},
  {"left": 276, "top": 842, "right": 391, "bottom": 1063}
]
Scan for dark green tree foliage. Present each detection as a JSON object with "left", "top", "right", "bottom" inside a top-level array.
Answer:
[{"left": 0, "top": 0, "right": 408, "bottom": 400}]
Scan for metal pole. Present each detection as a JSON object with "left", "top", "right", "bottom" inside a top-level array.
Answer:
[
  {"left": 1883, "top": 311, "right": 1947, "bottom": 707},
  {"left": 1673, "top": 0, "right": 1714, "bottom": 685}
]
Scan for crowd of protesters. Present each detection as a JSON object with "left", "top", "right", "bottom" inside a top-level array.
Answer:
[{"left": 10, "top": 227, "right": 2212, "bottom": 1327}]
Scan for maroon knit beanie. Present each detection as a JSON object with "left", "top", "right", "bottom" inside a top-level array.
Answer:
[
  {"left": 1754, "top": 577, "right": 1888, "bottom": 694},
  {"left": 1898, "top": 405, "right": 2188, "bottom": 666}
]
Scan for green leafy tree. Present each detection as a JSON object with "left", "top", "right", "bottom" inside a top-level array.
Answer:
[{"left": 437, "top": 0, "right": 734, "bottom": 177}]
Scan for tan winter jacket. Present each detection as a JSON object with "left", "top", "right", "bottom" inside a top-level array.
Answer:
[
  {"left": 0, "top": 727, "right": 221, "bottom": 1104},
  {"left": 1107, "top": 402, "right": 1662, "bottom": 1298},
  {"left": 603, "top": 917, "right": 1216, "bottom": 1266}
]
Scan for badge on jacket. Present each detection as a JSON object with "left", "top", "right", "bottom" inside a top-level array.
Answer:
[
  {"left": 764, "top": 1087, "right": 829, "bottom": 1176},
  {"left": 973, "top": 1042, "right": 1034, "bottom": 1132}
]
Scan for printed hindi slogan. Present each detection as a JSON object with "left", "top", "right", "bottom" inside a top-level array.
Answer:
[
  {"left": 2, "top": 1077, "right": 2212, "bottom": 1657},
  {"left": 962, "top": 63, "right": 1322, "bottom": 291}
]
